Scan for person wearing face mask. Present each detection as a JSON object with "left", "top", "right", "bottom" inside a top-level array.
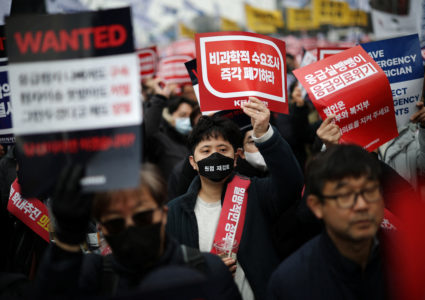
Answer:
[
  {"left": 167, "top": 126, "right": 270, "bottom": 201},
  {"left": 34, "top": 164, "right": 241, "bottom": 298},
  {"left": 166, "top": 97, "right": 304, "bottom": 300},
  {"left": 143, "top": 78, "right": 197, "bottom": 180}
]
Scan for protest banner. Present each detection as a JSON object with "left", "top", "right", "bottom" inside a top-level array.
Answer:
[
  {"left": 158, "top": 55, "right": 193, "bottom": 84},
  {"left": 0, "top": 26, "right": 14, "bottom": 144},
  {"left": 179, "top": 22, "right": 196, "bottom": 40},
  {"left": 160, "top": 38, "right": 196, "bottom": 59},
  {"left": 6, "top": 7, "right": 142, "bottom": 197},
  {"left": 362, "top": 34, "right": 424, "bottom": 130},
  {"left": 286, "top": 7, "right": 318, "bottom": 31},
  {"left": 245, "top": 4, "right": 284, "bottom": 34},
  {"left": 7, "top": 179, "right": 50, "bottom": 242},
  {"left": 317, "top": 47, "right": 349, "bottom": 61},
  {"left": 137, "top": 46, "right": 158, "bottom": 79},
  {"left": 221, "top": 18, "right": 241, "bottom": 31},
  {"left": 312, "top": 0, "right": 351, "bottom": 27},
  {"left": 294, "top": 46, "right": 398, "bottom": 151},
  {"left": 196, "top": 31, "right": 288, "bottom": 114}
]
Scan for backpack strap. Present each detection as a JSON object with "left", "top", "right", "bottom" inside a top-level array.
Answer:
[
  {"left": 180, "top": 245, "right": 207, "bottom": 275},
  {"left": 100, "top": 255, "right": 119, "bottom": 296}
]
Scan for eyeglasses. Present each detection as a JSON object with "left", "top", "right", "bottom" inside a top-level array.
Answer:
[
  {"left": 101, "top": 207, "right": 162, "bottom": 235},
  {"left": 320, "top": 184, "right": 382, "bottom": 209}
]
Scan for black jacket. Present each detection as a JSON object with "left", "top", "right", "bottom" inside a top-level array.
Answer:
[
  {"left": 267, "top": 231, "right": 387, "bottom": 300},
  {"left": 166, "top": 128, "right": 304, "bottom": 299},
  {"left": 35, "top": 236, "right": 240, "bottom": 299},
  {"left": 143, "top": 95, "right": 190, "bottom": 180}
]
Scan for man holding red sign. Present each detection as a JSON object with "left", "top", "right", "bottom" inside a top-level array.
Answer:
[
  {"left": 167, "top": 97, "right": 304, "bottom": 299},
  {"left": 294, "top": 46, "right": 398, "bottom": 152}
]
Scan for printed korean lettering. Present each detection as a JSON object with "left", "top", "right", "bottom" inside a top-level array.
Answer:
[
  {"left": 229, "top": 50, "right": 240, "bottom": 64},
  {"left": 221, "top": 68, "right": 231, "bottom": 81},
  {"left": 220, "top": 51, "right": 230, "bottom": 64},
  {"left": 23, "top": 201, "right": 34, "bottom": 215},
  {"left": 29, "top": 206, "right": 42, "bottom": 221},
  {"left": 225, "top": 223, "right": 236, "bottom": 233},
  {"left": 37, "top": 214, "right": 50, "bottom": 232},
  {"left": 209, "top": 52, "right": 220, "bottom": 65},
  {"left": 240, "top": 51, "right": 250, "bottom": 63},
  {"left": 0, "top": 83, "right": 10, "bottom": 99},
  {"left": 231, "top": 67, "right": 242, "bottom": 80}
]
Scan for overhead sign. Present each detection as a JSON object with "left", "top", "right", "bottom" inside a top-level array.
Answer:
[
  {"left": 157, "top": 55, "right": 193, "bottom": 84},
  {"left": 313, "top": 0, "right": 351, "bottom": 27},
  {"left": 196, "top": 31, "right": 288, "bottom": 114},
  {"left": 221, "top": 18, "right": 241, "bottom": 31},
  {"left": 245, "top": 4, "right": 284, "bottom": 34},
  {"left": 294, "top": 46, "right": 398, "bottom": 151},
  {"left": 6, "top": 8, "right": 142, "bottom": 197},
  {"left": 286, "top": 7, "right": 318, "bottom": 31},
  {"left": 0, "top": 25, "right": 13, "bottom": 144},
  {"left": 137, "top": 46, "right": 158, "bottom": 79},
  {"left": 362, "top": 34, "right": 424, "bottom": 129}
]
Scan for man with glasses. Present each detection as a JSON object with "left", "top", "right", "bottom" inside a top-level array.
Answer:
[{"left": 267, "top": 144, "right": 389, "bottom": 300}]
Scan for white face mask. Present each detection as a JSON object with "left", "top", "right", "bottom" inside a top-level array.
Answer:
[
  {"left": 175, "top": 117, "right": 192, "bottom": 135},
  {"left": 244, "top": 151, "right": 267, "bottom": 171}
]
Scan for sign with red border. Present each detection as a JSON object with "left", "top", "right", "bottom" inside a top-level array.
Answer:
[
  {"left": 294, "top": 46, "right": 398, "bottom": 151},
  {"left": 137, "top": 46, "right": 158, "bottom": 79},
  {"left": 196, "top": 31, "right": 288, "bottom": 114}
]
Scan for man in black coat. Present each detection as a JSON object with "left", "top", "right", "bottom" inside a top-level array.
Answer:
[
  {"left": 166, "top": 97, "right": 304, "bottom": 299},
  {"left": 268, "top": 144, "right": 390, "bottom": 300}
]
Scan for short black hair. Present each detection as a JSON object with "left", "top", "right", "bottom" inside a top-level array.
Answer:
[
  {"left": 168, "top": 97, "right": 196, "bottom": 115},
  {"left": 305, "top": 144, "right": 382, "bottom": 201},
  {"left": 188, "top": 115, "right": 242, "bottom": 154}
]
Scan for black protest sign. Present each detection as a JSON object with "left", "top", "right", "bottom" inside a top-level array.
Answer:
[
  {"left": 7, "top": 8, "right": 142, "bottom": 197},
  {"left": 0, "top": 25, "right": 14, "bottom": 144}
]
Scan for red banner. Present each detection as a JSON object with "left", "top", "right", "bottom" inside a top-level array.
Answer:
[
  {"left": 196, "top": 31, "right": 288, "bottom": 114},
  {"left": 157, "top": 55, "right": 192, "bottom": 84},
  {"left": 210, "top": 175, "right": 250, "bottom": 257},
  {"left": 7, "top": 179, "right": 50, "bottom": 242},
  {"left": 294, "top": 46, "right": 398, "bottom": 151},
  {"left": 317, "top": 47, "right": 348, "bottom": 60},
  {"left": 137, "top": 46, "right": 158, "bottom": 79}
]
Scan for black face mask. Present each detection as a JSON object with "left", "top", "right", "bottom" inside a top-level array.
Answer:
[
  {"left": 196, "top": 152, "right": 234, "bottom": 182},
  {"left": 104, "top": 223, "right": 162, "bottom": 273}
]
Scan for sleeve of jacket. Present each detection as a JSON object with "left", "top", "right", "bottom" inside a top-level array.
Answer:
[
  {"left": 143, "top": 94, "right": 167, "bottom": 139},
  {"left": 34, "top": 244, "right": 86, "bottom": 297},
  {"left": 255, "top": 126, "right": 304, "bottom": 220},
  {"left": 202, "top": 253, "right": 242, "bottom": 300},
  {"left": 417, "top": 126, "right": 425, "bottom": 178}
]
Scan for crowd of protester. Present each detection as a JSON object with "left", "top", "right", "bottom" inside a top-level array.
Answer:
[{"left": 0, "top": 46, "right": 424, "bottom": 300}]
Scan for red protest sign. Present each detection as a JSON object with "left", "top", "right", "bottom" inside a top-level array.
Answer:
[
  {"left": 317, "top": 47, "right": 348, "bottom": 60},
  {"left": 137, "top": 46, "right": 158, "bottom": 79},
  {"left": 294, "top": 45, "right": 398, "bottom": 151},
  {"left": 7, "top": 179, "right": 50, "bottom": 242},
  {"left": 196, "top": 31, "right": 288, "bottom": 114},
  {"left": 157, "top": 55, "right": 192, "bottom": 84}
]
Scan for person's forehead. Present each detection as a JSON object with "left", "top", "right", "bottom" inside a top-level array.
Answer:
[
  {"left": 323, "top": 176, "right": 376, "bottom": 191},
  {"left": 195, "top": 135, "right": 232, "bottom": 149},
  {"left": 106, "top": 188, "right": 157, "bottom": 212},
  {"left": 177, "top": 102, "right": 192, "bottom": 111}
]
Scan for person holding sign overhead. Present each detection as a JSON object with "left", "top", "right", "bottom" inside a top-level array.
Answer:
[{"left": 166, "top": 97, "right": 304, "bottom": 300}]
